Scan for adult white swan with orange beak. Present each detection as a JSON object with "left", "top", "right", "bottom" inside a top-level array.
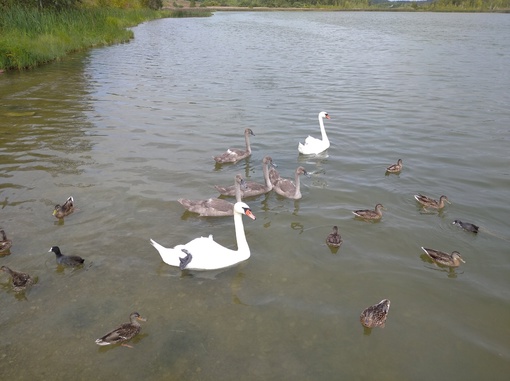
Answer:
[{"left": 150, "top": 202, "right": 256, "bottom": 270}]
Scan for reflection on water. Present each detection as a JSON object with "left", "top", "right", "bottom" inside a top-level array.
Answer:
[{"left": 1, "top": 10, "right": 510, "bottom": 381}]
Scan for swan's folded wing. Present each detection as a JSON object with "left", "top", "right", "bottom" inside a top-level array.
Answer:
[{"left": 304, "top": 135, "right": 319, "bottom": 145}]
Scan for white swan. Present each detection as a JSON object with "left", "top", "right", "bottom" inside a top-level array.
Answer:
[
  {"left": 273, "top": 166, "right": 309, "bottom": 200},
  {"left": 150, "top": 202, "right": 256, "bottom": 270},
  {"left": 214, "top": 156, "right": 276, "bottom": 198},
  {"left": 213, "top": 128, "right": 255, "bottom": 164},
  {"left": 298, "top": 111, "right": 331, "bottom": 155},
  {"left": 178, "top": 174, "right": 244, "bottom": 217}
]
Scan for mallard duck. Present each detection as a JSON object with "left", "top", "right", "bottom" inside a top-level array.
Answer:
[
  {"left": 95, "top": 312, "right": 146, "bottom": 348},
  {"left": 414, "top": 194, "right": 450, "bottom": 209},
  {"left": 452, "top": 219, "right": 479, "bottom": 233},
  {"left": 326, "top": 226, "right": 343, "bottom": 247},
  {"left": 421, "top": 247, "right": 465, "bottom": 267},
  {"left": 213, "top": 128, "right": 255, "bottom": 164},
  {"left": 386, "top": 159, "right": 403, "bottom": 173},
  {"left": 178, "top": 174, "right": 244, "bottom": 217},
  {"left": 53, "top": 196, "right": 75, "bottom": 219},
  {"left": 1, "top": 265, "right": 34, "bottom": 292},
  {"left": 298, "top": 111, "right": 331, "bottom": 155},
  {"left": 0, "top": 229, "right": 13, "bottom": 253},
  {"left": 360, "top": 299, "right": 391, "bottom": 329},
  {"left": 48, "top": 246, "right": 85, "bottom": 267},
  {"left": 352, "top": 204, "right": 384, "bottom": 220},
  {"left": 215, "top": 156, "right": 276, "bottom": 198},
  {"left": 273, "top": 166, "right": 309, "bottom": 200}
]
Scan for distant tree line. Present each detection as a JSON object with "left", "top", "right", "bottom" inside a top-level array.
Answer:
[
  {"left": 200, "top": 0, "right": 510, "bottom": 9},
  {"left": 0, "top": 0, "right": 81, "bottom": 10},
  {"left": 430, "top": 0, "right": 510, "bottom": 9}
]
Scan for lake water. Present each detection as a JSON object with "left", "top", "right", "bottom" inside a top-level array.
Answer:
[{"left": 1, "top": 10, "right": 509, "bottom": 380}]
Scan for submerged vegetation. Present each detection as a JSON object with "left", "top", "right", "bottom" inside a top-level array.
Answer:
[{"left": 0, "top": 1, "right": 211, "bottom": 71}]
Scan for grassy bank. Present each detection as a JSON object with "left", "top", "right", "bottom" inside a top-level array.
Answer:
[{"left": 0, "top": 6, "right": 211, "bottom": 71}]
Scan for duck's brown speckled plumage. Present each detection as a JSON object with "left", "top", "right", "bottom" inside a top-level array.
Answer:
[
  {"left": 53, "top": 196, "right": 75, "bottom": 219},
  {"left": 421, "top": 247, "right": 465, "bottom": 267},
  {"left": 414, "top": 194, "right": 450, "bottom": 209},
  {"left": 360, "top": 299, "right": 391, "bottom": 329},
  {"left": 0, "top": 229, "right": 12, "bottom": 253},
  {"left": 1, "top": 266, "right": 34, "bottom": 292},
  {"left": 352, "top": 204, "right": 384, "bottom": 220},
  {"left": 95, "top": 312, "right": 146, "bottom": 347},
  {"left": 386, "top": 159, "right": 403, "bottom": 173},
  {"left": 326, "top": 226, "right": 343, "bottom": 247}
]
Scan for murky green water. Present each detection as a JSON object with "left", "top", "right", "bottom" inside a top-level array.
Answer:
[{"left": 1, "top": 11, "right": 509, "bottom": 380}]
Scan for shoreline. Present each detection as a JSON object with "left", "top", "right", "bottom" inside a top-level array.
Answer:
[{"left": 165, "top": 5, "right": 510, "bottom": 13}]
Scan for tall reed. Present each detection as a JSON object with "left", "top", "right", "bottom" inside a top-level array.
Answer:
[{"left": 0, "top": 6, "right": 210, "bottom": 70}]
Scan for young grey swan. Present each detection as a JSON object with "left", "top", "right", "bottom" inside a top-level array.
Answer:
[
  {"left": 213, "top": 128, "right": 255, "bottom": 164},
  {"left": 268, "top": 164, "right": 281, "bottom": 186},
  {"left": 178, "top": 174, "right": 244, "bottom": 217},
  {"left": 215, "top": 156, "right": 276, "bottom": 198},
  {"left": 273, "top": 166, "right": 309, "bottom": 200}
]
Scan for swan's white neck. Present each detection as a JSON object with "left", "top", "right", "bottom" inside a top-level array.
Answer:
[
  {"left": 318, "top": 115, "right": 329, "bottom": 144},
  {"left": 233, "top": 211, "right": 250, "bottom": 259}
]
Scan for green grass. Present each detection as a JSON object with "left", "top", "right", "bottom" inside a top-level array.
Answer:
[{"left": 0, "top": 6, "right": 211, "bottom": 70}]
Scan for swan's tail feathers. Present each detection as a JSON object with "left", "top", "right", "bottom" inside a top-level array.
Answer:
[
  {"left": 150, "top": 238, "right": 166, "bottom": 253},
  {"left": 177, "top": 199, "right": 192, "bottom": 208}
]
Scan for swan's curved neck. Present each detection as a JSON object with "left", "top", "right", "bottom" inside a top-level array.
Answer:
[
  {"left": 234, "top": 212, "right": 250, "bottom": 258},
  {"left": 318, "top": 115, "right": 329, "bottom": 143},
  {"left": 262, "top": 161, "right": 272, "bottom": 190},
  {"left": 245, "top": 133, "right": 252, "bottom": 154},
  {"left": 293, "top": 172, "right": 302, "bottom": 199},
  {"left": 234, "top": 179, "right": 242, "bottom": 202}
]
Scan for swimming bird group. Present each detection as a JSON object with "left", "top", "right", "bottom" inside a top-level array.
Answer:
[
  {"left": 1, "top": 196, "right": 148, "bottom": 348},
  {"left": 152, "top": 113, "right": 332, "bottom": 271},
  {"left": 147, "top": 110, "right": 482, "bottom": 333},
  {"left": 1, "top": 110, "right": 483, "bottom": 349}
]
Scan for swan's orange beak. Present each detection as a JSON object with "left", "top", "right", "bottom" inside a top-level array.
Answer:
[
  {"left": 245, "top": 209, "right": 256, "bottom": 220},
  {"left": 325, "top": 114, "right": 331, "bottom": 119}
]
